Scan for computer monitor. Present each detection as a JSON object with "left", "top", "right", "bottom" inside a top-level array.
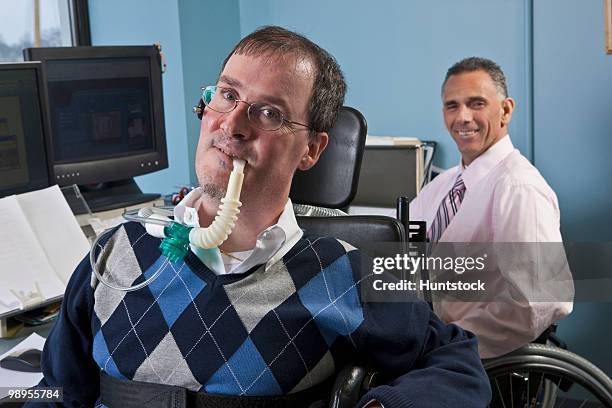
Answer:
[
  {"left": 24, "top": 45, "right": 168, "bottom": 213},
  {"left": 352, "top": 145, "right": 422, "bottom": 208},
  {"left": 0, "top": 62, "right": 51, "bottom": 198}
]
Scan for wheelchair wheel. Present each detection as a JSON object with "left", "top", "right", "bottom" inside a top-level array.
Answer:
[{"left": 484, "top": 343, "right": 612, "bottom": 407}]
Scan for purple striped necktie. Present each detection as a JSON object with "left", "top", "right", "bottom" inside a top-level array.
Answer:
[{"left": 427, "top": 175, "right": 466, "bottom": 243}]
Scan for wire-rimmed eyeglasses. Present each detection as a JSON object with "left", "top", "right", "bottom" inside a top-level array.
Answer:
[{"left": 192, "top": 85, "right": 312, "bottom": 132}]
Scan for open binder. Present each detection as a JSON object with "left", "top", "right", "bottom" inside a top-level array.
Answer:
[{"left": 0, "top": 185, "right": 90, "bottom": 336}]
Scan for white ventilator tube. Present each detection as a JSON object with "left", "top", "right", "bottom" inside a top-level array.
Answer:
[
  {"left": 188, "top": 158, "right": 245, "bottom": 248},
  {"left": 93, "top": 158, "right": 246, "bottom": 292}
]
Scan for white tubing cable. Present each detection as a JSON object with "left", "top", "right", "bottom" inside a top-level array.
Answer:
[{"left": 90, "top": 227, "right": 170, "bottom": 292}]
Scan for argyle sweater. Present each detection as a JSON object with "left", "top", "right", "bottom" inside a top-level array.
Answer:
[{"left": 30, "top": 221, "right": 490, "bottom": 407}]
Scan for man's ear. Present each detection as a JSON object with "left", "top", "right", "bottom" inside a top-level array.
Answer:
[
  {"left": 298, "top": 131, "right": 329, "bottom": 171},
  {"left": 501, "top": 97, "right": 515, "bottom": 127}
]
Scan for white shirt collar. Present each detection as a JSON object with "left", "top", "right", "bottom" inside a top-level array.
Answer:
[
  {"left": 173, "top": 188, "right": 303, "bottom": 275},
  {"left": 459, "top": 134, "right": 514, "bottom": 191}
]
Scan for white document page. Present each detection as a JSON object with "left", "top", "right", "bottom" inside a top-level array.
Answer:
[
  {"left": 0, "top": 196, "right": 63, "bottom": 315},
  {"left": 0, "top": 333, "right": 46, "bottom": 396},
  {"left": 17, "top": 185, "right": 90, "bottom": 285}
]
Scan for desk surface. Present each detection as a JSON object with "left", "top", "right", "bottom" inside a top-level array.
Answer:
[{"left": 0, "top": 322, "right": 54, "bottom": 355}]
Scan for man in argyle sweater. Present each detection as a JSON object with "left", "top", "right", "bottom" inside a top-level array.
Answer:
[{"left": 30, "top": 26, "right": 491, "bottom": 407}]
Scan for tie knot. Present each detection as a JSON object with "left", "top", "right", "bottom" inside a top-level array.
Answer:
[{"left": 452, "top": 176, "right": 466, "bottom": 193}]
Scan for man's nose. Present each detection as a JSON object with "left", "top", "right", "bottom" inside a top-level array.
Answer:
[
  {"left": 219, "top": 101, "right": 252, "bottom": 139},
  {"left": 457, "top": 105, "right": 473, "bottom": 123}
]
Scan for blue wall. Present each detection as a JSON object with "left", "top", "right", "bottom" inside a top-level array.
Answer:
[
  {"left": 89, "top": 0, "right": 190, "bottom": 195},
  {"left": 239, "top": 0, "right": 533, "bottom": 169},
  {"left": 533, "top": 0, "right": 612, "bottom": 242},
  {"left": 177, "top": 0, "right": 241, "bottom": 185},
  {"left": 533, "top": 0, "right": 612, "bottom": 375}
]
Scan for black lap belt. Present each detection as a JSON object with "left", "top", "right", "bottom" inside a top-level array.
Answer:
[{"left": 100, "top": 371, "right": 330, "bottom": 408}]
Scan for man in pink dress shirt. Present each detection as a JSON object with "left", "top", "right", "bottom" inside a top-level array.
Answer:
[{"left": 409, "top": 57, "right": 574, "bottom": 358}]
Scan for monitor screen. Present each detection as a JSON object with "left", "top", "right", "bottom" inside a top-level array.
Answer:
[
  {"left": 47, "top": 58, "right": 155, "bottom": 164},
  {"left": 25, "top": 46, "right": 168, "bottom": 212},
  {"left": 0, "top": 62, "right": 51, "bottom": 197},
  {"left": 352, "top": 146, "right": 422, "bottom": 208}
]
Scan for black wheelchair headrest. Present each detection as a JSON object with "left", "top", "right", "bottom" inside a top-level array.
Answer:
[{"left": 290, "top": 106, "right": 367, "bottom": 209}]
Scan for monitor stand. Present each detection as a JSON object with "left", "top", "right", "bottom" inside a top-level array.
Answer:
[{"left": 75, "top": 178, "right": 161, "bottom": 214}]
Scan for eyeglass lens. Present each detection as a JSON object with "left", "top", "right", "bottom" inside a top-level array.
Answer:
[{"left": 202, "top": 86, "right": 284, "bottom": 131}]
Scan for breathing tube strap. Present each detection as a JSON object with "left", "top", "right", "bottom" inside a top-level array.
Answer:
[{"left": 100, "top": 371, "right": 331, "bottom": 408}]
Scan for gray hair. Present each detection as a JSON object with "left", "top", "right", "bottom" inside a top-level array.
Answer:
[{"left": 442, "top": 57, "right": 508, "bottom": 98}]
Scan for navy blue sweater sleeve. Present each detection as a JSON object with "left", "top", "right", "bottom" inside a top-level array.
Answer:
[
  {"left": 24, "top": 254, "right": 100, "bottom": 407},
  {"left": 351, "top": 263, "right": 491, "bottom": 407}
]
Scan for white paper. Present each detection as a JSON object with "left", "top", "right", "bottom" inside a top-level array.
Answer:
[
  {"left": 0, "top": 332, "right": 46, "bottom": 394},
  {"left": 87, "top": 215, "right": 127, "bottom": 237},
  {"left": 0, "top": 195, "right": 64, "bottom": 314},
  {"left": 17, "top": 185, "right": 90, "bottom": 285},
  {"left": 366, "top": 135, "right": 421, "bottom": 146}
]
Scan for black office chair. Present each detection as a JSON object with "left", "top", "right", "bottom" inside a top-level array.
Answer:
[
  {"left": 290, "top": 106, "right": 405, "bottom": 408},
  {"left": 290, "top": 106, "right": 366, "bottom": 211},
  {"left": 290, "top": 106, "right": 405, "bottom": 253},
  {"left": 295, "top": 216, "right": 404, "bottom": 251}
]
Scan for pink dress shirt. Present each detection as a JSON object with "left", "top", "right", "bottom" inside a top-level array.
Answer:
[{"left": 410, "top": 135, "right": 574, "bottom": 358}]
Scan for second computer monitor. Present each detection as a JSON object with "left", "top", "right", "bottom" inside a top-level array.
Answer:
[{"left": 0, "top": 62, "right": 51, "bottom": 198}]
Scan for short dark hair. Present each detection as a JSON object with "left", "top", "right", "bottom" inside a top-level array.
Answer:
[
  {"left": 442, "top": 57, "right": 508, "bottom": 98},
  {"left": 220, "top": 26, "right": 346, "bottom": 134}
]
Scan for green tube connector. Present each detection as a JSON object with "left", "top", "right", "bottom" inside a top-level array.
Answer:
[{"left": 159, "top": 221, "right": 193, "bottom": 263}]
